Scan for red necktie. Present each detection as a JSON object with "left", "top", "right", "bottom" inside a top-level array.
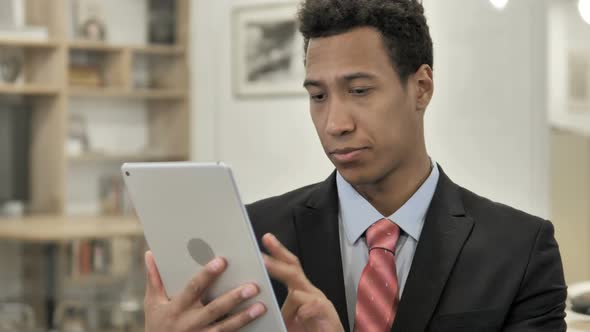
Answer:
[{"left": 354, "top": 218, "right": 401, "bottom": 332}]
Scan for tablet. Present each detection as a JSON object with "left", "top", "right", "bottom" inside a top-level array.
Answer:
[{"left": 121, "top": 162, "right": 287, "bottom": 332}]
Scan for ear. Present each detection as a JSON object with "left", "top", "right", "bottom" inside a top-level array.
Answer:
[{"left": 413, "top": 64, "right": 434, "bottom": 112}]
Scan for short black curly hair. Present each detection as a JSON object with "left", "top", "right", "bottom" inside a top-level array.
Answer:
[{"left": 297, "top": 0, "right": 433, "bottom": 83}]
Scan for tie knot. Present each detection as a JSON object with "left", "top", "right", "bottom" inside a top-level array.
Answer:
[{"left": 366, "top": 218, "right": 400, "bottom": 251}]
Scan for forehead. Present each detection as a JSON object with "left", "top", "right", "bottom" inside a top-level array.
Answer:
[{"left": 305, "top": 27, "right": 396, "bottom": 80}]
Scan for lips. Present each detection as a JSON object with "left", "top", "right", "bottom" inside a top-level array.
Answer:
[{"left": 330, "top": 147, "right": 367, "bottom": 163}]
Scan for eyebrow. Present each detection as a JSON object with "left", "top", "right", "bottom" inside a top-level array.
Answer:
[{"left": 303, "top": 72, "right": 378, "bottom": 88}]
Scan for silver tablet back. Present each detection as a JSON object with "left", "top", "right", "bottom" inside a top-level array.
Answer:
[{"left": 122, "top": 162, "right": 286, "bottom": 332}]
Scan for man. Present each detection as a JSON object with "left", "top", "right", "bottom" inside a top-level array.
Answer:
[{"left": 144, "top": 0, "right": 567, "bottom": 331}]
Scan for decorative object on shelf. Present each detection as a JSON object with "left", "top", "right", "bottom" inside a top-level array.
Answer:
[
  {"left": 54, "top": 303, "right": 88, "bottom": 332},
  {"left": 568, "top": 50, "right": 590, "bottom": 112},
  {"left": 73, "top": 0, "right": 107, "bottom": 41},
  {"left": 0, "top": 200, "right": 24, "bottom": 218},
  {"left": 0, "top": 302, "right": 37, "bottom": 332},
  {"left": 232, "top": 3, "right": 305, "bottom": 97},
  {"left": 0, "top": 47, "right": 23, "bottom": 84},
  {"left": 148, "top": 0, "right": 176, "bottom": 44},
  {"left": 67, "top": 113, "right": 90, "bottom": 157},
  {"left": 80, "top": 17, "right": 106, "bottom": 41}
]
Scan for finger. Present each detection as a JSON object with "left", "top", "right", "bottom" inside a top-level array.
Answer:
[
  {"left": 172, "top": 257, "right": 227, "bottom": 312},
  {"left": 179, "top": 283, "right": 260, "bottom": 328},
  {"left": 281, "top": 289, "right": 313, "bottom": 324},
  {"left": 262, "top": 233, "right": 300, "bottom": 265},
  {"left": 207, "top": 302, "right": 267, "bottom": 332},
  {"left": 264, "top": 254, "right": 311, "bottom": 291},
  {"left": 144, "top": 251, "right": 169, "bottom": 305}
]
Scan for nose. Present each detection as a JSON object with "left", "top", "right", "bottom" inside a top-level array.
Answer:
[{"left": 325, "top": 96, "right": 355, "bottom": 137}]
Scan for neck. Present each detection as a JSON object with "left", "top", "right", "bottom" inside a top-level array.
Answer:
[{"left": 354, "top": 152, "right": 432, "bottom": 216}]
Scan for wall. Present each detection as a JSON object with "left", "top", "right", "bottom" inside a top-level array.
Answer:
[
  {"left": 551, "top": 129, "right": 590, "bottom": 284},
  {"left": 191, "top": 0, "right": 333, "bottom": 203},
  {"left": 423, "top": 0, "right": 549, "bottom": 217},
  {"left": 548, "top": 0, "right": 590, "bottom": 136},
  {"left": 191, "top": 0, "right": 551, "bottom": 216},
  {"left": 547, "top": 0, "right": 590, "bottom": 284}
]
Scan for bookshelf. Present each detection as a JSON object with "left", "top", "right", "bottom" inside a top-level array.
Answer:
[
  {"left": 0, "top": 0, "right": 191, "bottom": 215},
  {"left": 0, "top": 0, "right": 191, "bottom": 330}
]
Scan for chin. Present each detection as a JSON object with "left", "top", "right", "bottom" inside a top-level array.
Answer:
[{"left": 337, "top": 166, "right": 379, "bottom": 186}]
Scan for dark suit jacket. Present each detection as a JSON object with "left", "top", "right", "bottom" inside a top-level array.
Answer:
[{"left": 246, "top": 166, "right": 567, "bottom": 332}]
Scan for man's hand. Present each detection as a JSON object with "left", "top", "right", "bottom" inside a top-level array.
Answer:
[
  {"left": 144, "top": 251, "right": 267, "bottom": 332},
  {"left": 262, "top": 234, "right": 345, "bottom": 332}
]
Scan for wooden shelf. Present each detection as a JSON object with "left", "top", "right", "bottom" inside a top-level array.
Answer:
[
  {"left": 69, "top": 87, "right": 186, "bottom": 99},
  {"left": 131, "top": 44, "right": 184, "bottom": 55},
  {"left": 0, "top": 216, "right": 143, "bottom": 242},
  {"left": 132, "top": 88, "right": 187, "bottom": 99},
  {"left": 0, "top": 84, "right": 60, "bottom": 96},
  {"left": 69, "top": 41, "right": 124, "bottom": 52},
  {"left": 69, "top": 152, "right": 187, "bottom": 162},
  {"left": 69, "top": 41, "right": 183, "bottom": 55},
  {"left": 0, "top": 39, "right": 59, "bottom": 49},
  {"left": 64, "top": 274, "right": 125, "bottom": 286}
]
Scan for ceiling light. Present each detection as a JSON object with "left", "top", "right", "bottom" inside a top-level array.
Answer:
[
  {"left": 489, "top": 0, "right": 508, "bottom": 10},
  {"left": 580, "top": 0, "right": 590, "bottom": 25}
]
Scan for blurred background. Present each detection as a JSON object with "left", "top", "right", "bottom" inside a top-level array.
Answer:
[{"left": 0, "top": 0, "right": 588, "bottom": 330}]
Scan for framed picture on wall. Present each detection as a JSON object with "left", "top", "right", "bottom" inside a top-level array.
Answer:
[{"left": 232, "top": 3, "right": 306, "bottom": 97}]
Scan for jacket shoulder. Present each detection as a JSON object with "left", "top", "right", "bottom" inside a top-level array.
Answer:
[
  {"left": 245, "top": 181, "right": 321, "bottom": 226},
  {"left": 458, "top": 186, "right": 551, "bottom": 236}
]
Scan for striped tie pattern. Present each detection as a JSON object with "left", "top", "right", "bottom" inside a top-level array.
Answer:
[{"left": 354, "top": 218, "right": 400, "bottom": 332}]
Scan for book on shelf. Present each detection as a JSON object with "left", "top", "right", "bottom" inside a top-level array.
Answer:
[
  {"left": 99, "top": 173, "right": 134, "bottom": 216},
  {"left": 68, "top": 65, "right": 103, "bottom": 87},
  {"left": 68, "top": 239, "right": 113, "bottom": 278}
]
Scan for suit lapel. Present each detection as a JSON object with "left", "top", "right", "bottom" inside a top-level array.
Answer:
[
  {"left": 293, "top": 172, "right": 350, "bottom": 332},
  {"left": 392, "top": 167, "right": 474, "bottom": 332}
]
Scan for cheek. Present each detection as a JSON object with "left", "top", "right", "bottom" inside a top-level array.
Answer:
[
  {"left": 310, "top": 109, "right": 327, "bottom": 141},
  {"left": 366, "top": 100, "right": 411, "bottom": 151}
]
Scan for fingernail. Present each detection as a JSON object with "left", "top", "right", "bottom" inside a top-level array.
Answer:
[
  {"left": 207, "top": 258, "right": 224, "bottom": 273},
  {"left": 249, "top": 303, "right": 266, "bottom": 318},
  {"left": 241, "top": 284, "right": 258, "bottom": 299}
]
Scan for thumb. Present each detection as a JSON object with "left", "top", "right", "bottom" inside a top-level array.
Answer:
[{"left": 145, "top": 251, "right": 169, "bottom": 304}]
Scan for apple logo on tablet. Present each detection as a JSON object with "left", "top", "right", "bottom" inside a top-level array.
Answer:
[{"left": 187, "top": 238, "right": 215, "bottom": 266}]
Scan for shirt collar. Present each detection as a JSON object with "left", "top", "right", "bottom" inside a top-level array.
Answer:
[{"left": 337, "top": 161, "right": 440, "bottom": 245}]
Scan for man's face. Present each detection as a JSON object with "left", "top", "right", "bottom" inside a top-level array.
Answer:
[{"left": 304, "top": 27, "right": 427, "bottom": 185}]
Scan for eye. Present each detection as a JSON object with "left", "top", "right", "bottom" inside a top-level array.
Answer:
[
  {"left": 310, "top": 93, "right": 327, "bottom": 102},
  {"left": 350, "top": 87, "right": 371, "bottom": 96}
]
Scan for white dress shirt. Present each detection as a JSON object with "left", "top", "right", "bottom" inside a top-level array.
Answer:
[{"left": 337, "top": 162, "right": 440, "bottom": 329}]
